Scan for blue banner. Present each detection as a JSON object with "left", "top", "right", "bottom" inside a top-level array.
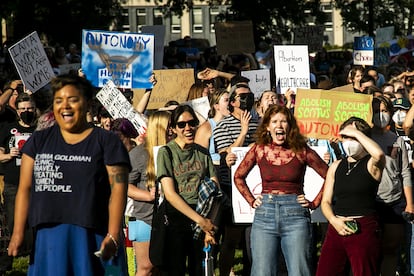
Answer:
[{"left": 81, "top": 30, "right": 154, "bottom": 89}]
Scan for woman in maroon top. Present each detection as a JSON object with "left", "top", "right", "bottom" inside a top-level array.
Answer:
[{"left": 234, "top": 105, "right": 328, "bottom": 276}]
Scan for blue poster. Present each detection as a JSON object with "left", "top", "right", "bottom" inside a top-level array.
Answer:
[{"left": 81, "top": 30, "right": 154, "bottom": 89}]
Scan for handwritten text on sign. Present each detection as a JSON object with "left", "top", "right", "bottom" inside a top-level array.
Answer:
[
  {"left": 294, "top": 89, "right": 373, "bottom": 139},
  {"left": 82, "top": 30, "right": 154, "bottom": 89},
  {"left": 274, "top": 45, "right": 310, "bottom": 93},
  {"left": 8, "top": 31, "right": 55, "bottom": 93}
]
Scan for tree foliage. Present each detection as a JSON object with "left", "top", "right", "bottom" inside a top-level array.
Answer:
[
  {"left": 334, "top": 0, "right": 414, "bottom": 36},
  {"left": 1, "top": 0, "right": 122, "bottom": 47}
]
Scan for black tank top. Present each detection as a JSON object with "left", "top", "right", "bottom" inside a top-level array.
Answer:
[{"left": 333, "top": 155, "right": 379, "bottom": 216}]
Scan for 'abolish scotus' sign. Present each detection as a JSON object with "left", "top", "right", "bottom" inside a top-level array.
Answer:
[{"left": 294, "top": 89, "right": 373, "bottom": 139}]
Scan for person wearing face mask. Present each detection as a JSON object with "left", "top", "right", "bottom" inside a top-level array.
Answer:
[
  {"left": 371, "top": 96, "right": 414, "bottom": 276},
  {"left": 316, "top": 117, "right": 385, "bottom": 276},
  {"left": 392, "top": 97, "right": 411, "bottom": 136},
  {"left": 0, "top": 93, "right": 37, "bottom": 272},
  {"left": 213, "top": 83, "right": 258, "bottom": 276}
]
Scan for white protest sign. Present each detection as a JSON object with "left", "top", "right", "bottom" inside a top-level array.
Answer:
[
  {"left": 273, "top": 45, "right": 310, "bottom": 93},
  {"left": 8, "top": 31, "right": 55, "bottom": 93},
  {"left": 96, "top": 81, "right": 147, "bottom": 135},
  {"left": 231, "top": 147, "right": 262, "bottom": 223},
  {"left": 353, "top": 36, "right": 374, "bottom": 66},
  {"left": 183, "top": 96, "right": 210, "bottom": 122},
  {"left": 231, "top": 146, "right": 326, "bottom": 223},
  {"left": 141, "top": 25, "right": 166, "bottom": 70},
  {"left": 241, "top": 69, "right": 271, "bottom": 99},
  {"left": 375, "top": 26, "right": 394, "bottom": 45}
]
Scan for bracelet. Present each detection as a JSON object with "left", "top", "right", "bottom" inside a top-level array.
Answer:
[{"left": 106, "top": 233, "right": 119, "bottom": 250}]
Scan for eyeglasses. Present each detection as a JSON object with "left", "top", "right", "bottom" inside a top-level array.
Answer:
[
  {"left": 176, "top": 119, "right": 197, "bottom": 129},
  {"left": 18, "top": 107, "right": 35, "bottom": 111}
]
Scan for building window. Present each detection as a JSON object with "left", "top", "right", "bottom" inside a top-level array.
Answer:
[
  {"left": 136, "top": 8, "right": 146, "bottom": 32},
  {"left": 210, "top": 7, "right": 220, "bottom": 32},
  {"left": 122, "top": 9, "right": 130, "bottom": 32},
  {"left": 153, "top": 8, "right": 164, "bottom": 25},
  {"left": 171, "top": 14, "right": 181, "bottom": 33},
  {"left": 192, "top": 8, "right": 203, "bottom": 33}
]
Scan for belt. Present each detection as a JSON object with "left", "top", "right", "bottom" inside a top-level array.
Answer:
[{"left": 129, "top": 217, "right": 137, "bottom": 221}]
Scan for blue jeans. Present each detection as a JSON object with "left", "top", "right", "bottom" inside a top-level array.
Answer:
[{"left": 250, "top": 194, "right": 312, "bottom": 276}]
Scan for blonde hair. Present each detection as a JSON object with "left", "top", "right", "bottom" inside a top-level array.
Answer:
[{"left": 145, "top": 110, "right": 171, "bottom": 188}]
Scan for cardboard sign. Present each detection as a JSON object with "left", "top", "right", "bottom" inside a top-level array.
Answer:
[
  {"left": 8, "top": 31, "right": 55, "bottom": 93},
  {"left": 353, "top": 36, "right": 374, "bottom": 65},
  {"left": 214, "top": 21, "right": 255, "bottom": 55},
  {"left": 231, "top": 146, "right": 326, "bottom": 223},
  {"left": 81, "top": 30, "right": 154, "bottom": 89},
  {"left": 294, "top": 25, "right": 324, "bottom": 53},
  {"left": 96, "top": 81, "right": 148, "bottom": 135},
  {"left": 141, "top": 25, "right": 166, "bottom": 70},
  {"left": 133, "top": 69, "right": 194, "bottom": 110},
  {"left": 273, "top": 45, "right": 310, "bottom": 93},
  {"left": 294, "top": 89, "right": 373, "bottom": 139},
  {"left": 241, "top": 69, "right": 271, "bottom": 99}
]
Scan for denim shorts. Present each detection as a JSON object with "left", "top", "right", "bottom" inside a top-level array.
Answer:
[{"left": 128, "top": 219, "right": 151, "bottom": 242}]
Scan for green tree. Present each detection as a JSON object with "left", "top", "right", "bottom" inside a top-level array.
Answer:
[
  {"left": 1, "top": 0, "right": 122, "bottom": 47},
  {"left": 150, "top": 0, "right": 327, "bottom": 44},
  {"left": 334, "top": 0, "right": 414, "bottom": 36}
]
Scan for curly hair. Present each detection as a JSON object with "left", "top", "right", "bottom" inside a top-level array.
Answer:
[{"left": 255, "top": 105, "right": 307, "bottom": 152}]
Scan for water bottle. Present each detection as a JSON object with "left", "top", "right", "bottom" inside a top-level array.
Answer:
[{"left": 202, "top": 244, "right": 215, "bottom": 276}]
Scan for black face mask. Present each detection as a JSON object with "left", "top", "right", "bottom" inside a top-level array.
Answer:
[
  {"left": 238, "top": 93, "right": 255, "bottom": 111},
  {"left": 20, "top": 111, "right": 35, "bottom": 125}
]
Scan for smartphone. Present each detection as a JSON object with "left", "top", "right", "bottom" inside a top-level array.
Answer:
[{"left": 345, "top": 220, "right": 358, "bottom": 232}]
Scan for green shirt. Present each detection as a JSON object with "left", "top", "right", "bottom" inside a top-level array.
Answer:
[{"left": 157, "top": 140, "right": 216, "bottom": 205}]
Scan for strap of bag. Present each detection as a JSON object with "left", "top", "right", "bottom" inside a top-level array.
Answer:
[{"left": 154, "top": 145, "right": 174, "bottom": 214}]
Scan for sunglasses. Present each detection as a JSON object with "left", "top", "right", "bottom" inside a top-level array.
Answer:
[{"left": 176, "top": 119, "right": 197, "bottom": 129}]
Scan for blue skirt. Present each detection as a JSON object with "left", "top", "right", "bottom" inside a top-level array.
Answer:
[{"left": 28, "top": 224, "right": 127, "bottom": 276}]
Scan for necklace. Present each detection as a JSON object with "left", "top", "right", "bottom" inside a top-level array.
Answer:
[{"left": 346, "top": 160, "right": 361, "bottom": 175}]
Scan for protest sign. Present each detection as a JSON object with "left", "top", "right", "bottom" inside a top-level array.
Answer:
[
  {"left": 214, "top": 21, "right": 255, "bottom": 55},
  {"left": 81, "top": 30, "right": 154, "bottom": 89},
  {"left": 231, "top": 146, "right": 326, "bottom": 223},
  {"left": 8, "top": 31, "right": 55, "bottom": 93},
  {"left": 96, "top": 80, "right": 147, "bottom": 135},
  {"left": 353, "top": 36, "right": 374, "bottom": 66},
  {"left": 374, "top": 47, "right": 389, "bottom": 66},
  {"left": 183, "top": 96, "right": 210, "bottom": 122},
  {"left": 133, "top": 69, "right": 194, "bottom": 110},
  {"left": 141, "top": 25, "right": 165, "bottom": 70},
  {"left": 294, "top": 25, "right": 324, "bottom": 53},
  {"left": 294, "top": 88, "right": 373, "bottom": 140},
  {"left": 241, "top": 69, "right": 271, "bottom": 99},
  {"left": 274, "top": 45, "right": 310, "bottom": 93},
  {"left": 376, "top": 26, "right": 394, "bottom": 45}
]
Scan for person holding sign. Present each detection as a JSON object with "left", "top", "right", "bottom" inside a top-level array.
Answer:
[
  {"left": 316, "top": 117, "right": 385, "bottom": 276},
  {"left": 8, "top": 74, "right": 131, "bottom": 275},
  {"left": 234, "top": 105, "right": 328, "bottom": 276}
]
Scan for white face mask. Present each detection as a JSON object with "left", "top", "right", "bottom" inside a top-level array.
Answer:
[
  {"left": 342, "top": 140, "right": 366, "bottom": 159},
  {"left": 373, "top": 112, "right": 390, "bottom": 128},
  {"left": 392, "top": 110, "right": 407, "bottom": 126}
]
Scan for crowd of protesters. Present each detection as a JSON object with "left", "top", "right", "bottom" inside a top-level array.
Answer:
[{"left": 2, "top": 36, "right": 414, "bottom": 276}]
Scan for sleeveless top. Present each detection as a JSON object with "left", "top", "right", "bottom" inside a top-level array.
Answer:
[{"left": 333, "top": 155, "right": 379, "bottom": 216}]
